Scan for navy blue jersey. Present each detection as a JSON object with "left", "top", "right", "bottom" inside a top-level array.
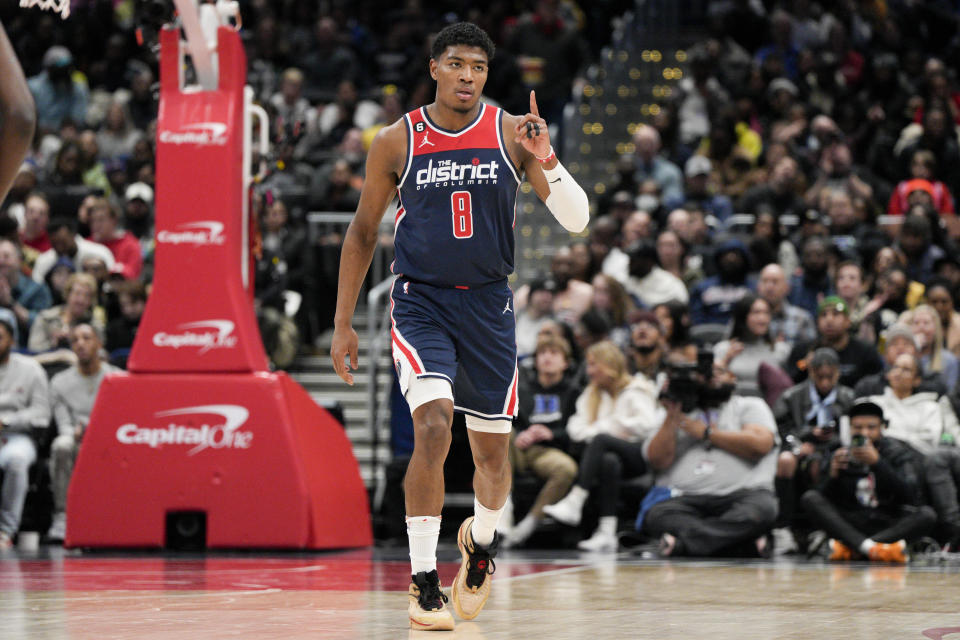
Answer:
[{"left": 394, "top": 103, "right": 521, "bottom": 287}]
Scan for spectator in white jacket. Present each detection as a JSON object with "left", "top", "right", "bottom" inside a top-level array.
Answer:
[
  {"left": 543, "top": 331, "right": 665, "bottom": 552},
  {"left": 869, "top": 353, "right": 960, "bottom": 456}
]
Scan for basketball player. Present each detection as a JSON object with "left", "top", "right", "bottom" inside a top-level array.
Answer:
[
  {"left": 330, "top": 22, "right": 588, "bottom": 631},
  {"left": 0, "top": 22, "right": 36, "bottom": 204}
]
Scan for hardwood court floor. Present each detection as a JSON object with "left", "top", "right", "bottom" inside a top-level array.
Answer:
[{"left": 1, "top": 546, "right": 959, "bottom": 640}]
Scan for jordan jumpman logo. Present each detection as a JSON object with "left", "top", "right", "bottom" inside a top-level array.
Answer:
[{"left": 419, "top": 131, "right": 435, "bottom": 148}]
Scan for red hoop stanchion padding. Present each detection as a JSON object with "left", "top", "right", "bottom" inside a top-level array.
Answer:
[
  {"left": 68, "top": 21, "right": 372, "bottom": 549},
  {"left": 66, "top": 371, "right": 372, "bottom": 549}
]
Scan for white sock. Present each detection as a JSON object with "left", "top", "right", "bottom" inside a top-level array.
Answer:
[
  {"left": 407, "top": 516, "right": 441, "bottom": 574},
  {"left": 471, "top": 498, "right": 506, "bottom": 547},
  {"left": 497, "top": 495, "right": 515, "bottom": 533},
  {"left": 859, "top": 538, "right": 876, "bottom": 555},
  {"left": 597, "top": 516, "right": 617, "bottom": 537}
]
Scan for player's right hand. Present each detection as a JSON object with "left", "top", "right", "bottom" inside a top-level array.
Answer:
[{"left": 330, "top": 325, "right": 360, "bottom": 385}]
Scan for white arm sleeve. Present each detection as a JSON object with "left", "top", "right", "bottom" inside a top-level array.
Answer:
[{"left": 542, "top": 160, "right": 590, "bottom": 233}]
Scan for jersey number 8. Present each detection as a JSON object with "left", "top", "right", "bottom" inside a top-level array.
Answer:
[{"left": 451, "top": 191, "right": 473, "bottom": 239}]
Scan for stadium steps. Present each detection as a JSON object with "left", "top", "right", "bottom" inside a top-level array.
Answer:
[{"left": 289, "top": 309, "right": 394, "bottom": 488}]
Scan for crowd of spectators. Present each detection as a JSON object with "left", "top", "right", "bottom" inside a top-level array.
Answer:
[{"left": 496, "top": 1, "right": 960, "bottom": 561}]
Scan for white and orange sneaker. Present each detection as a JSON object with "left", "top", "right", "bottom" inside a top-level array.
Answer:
[
  {"left": 408, "top": 570, "right": 455, "bottom": 631},
  {"left": 451, "top": 516, "right": 499, "bottom": 620}
]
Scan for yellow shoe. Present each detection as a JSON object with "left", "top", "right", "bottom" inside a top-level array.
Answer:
[
  {"left": 451, "top": 516, "right": 499, "bottom": 620},
  {"left": 828, "top": 539, "right": 855, "bottom": 561},
  {"left": 408, "top": 570, "right": 455, "bottom": 631},
  {"left": 868, "top": 540, "right": 908, "bottom": 564}
]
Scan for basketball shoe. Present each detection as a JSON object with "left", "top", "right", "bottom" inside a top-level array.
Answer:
[
  {"left": 408, "top": 570, "right": 455, "bottom": 631},
  {"left": 868, "top": 540, "right": 908, "bottom": 564},
  {"left": 828, "top": 539, "right": 855, "bottom": 561},
  {"left": 451, "top": 516, "right": 499, "bottom": 620}
]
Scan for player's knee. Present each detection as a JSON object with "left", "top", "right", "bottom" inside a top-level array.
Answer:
[
  {"left": 473, "top": 448, "right": 510, "bottom": 478},
  {"left": 413, "top": 412, "right": 452, "bottom": 457}
]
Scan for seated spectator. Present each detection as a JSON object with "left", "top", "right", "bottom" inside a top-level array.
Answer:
[
  {"left": 652, "top": 300, "right": 697, "bottom": 363},
  {"left": 589, "top": 273, "right": 634, "bottom": 350},
  {"left": 537, "top": 247, "right": 593, "bottom": 327},
  {"left": 925, "top": 279, "right": 960, "bottom": 358},
  {"left": 926, "top": 444, "right": 960, "bottom": 551},
  {"left": 46, "top": 324, "right": 119, "bottom": 542},
  {"left": 601, "top": 210, "right": 656, "bottom": 282},
  {"left": 0, "top": 316, "right": 51, "bottom": 549},
  {"left": 897, "top": 214, "right": 944, "bottom": 285},
  {"left": 801, "top": 400, "right": 936, "bottom": 564},
  {"left": 632, "top": 124, "right": 683, "bottom": 204},
  {"left": 901, "top": 304, "right": 960, "bottom": 392},
  {"left": 28, "top": 273, "right": 105, "bottom": 353},
  {"left": 516, "top": 278, "right": 558, "bottom": 359},
  {"left": 714, "top": 294, "right": 790, "bottom": 398},
  {"left": 788, "top": 235, "right": 834, "bottom": 317},
  {"left": 504, "top": 335, "right": 581, "bottom": 548},
  {"left": 868, "top": 353, "right": 960, "bottom": 456},
  {"left": 757, "top": 263, "right": 816, "bottom": 346},
  {"left": 787, "top": 296, "right": 884, "bottom": 388},
  {"left": 543, "top": 335, "right": 664, "bottom": 552},
  {"left": 737, "top": 156, "right": 805, "bottom": 219},
  {"left": 27, "top": 45, "right": 88, "bottom": 133},
  {"left": 88, "top": 198, "right": 142, "bottom": 280},
  {"left": 663, "top": 155, "right": 733, "bottom": 223},
  {"left": 122, "top": 182, "right": 154, "bottom": 252},
  {"left": 96, "top": 100, "right": 141, "bottom": 162},
  {"left": 834, "top": 261, "right": 870, "bottom": 337},
  {"left": 854, "top": 324, "right": 946, "bottom": 397},
  {"left": 32, "top": 218, "right": 114, "bottom": 285},
  {"left": 859, "top": 266, "right": 917, "bottom": 344},
  {"left": 773, "top": 348, "right": 854, "bottom": 547},
  {"left": 44, "top": 257, "right": 75, "bottom": 306},
  {"left": 641, "top": 362, "right": 780, "bottom": 557},
  {"left": 689, "top": 238, "right": 753, "bottom": 325},
  {"left": 656, "top": 229, "right": 698, "bottom": 287},
  {"left": 0, "top": 238, "right": 52, "bottom": 345},
  {"left": 888, "top": 150, "right": 955, "bottom": 217},
  {"left": 20, "top": 191, "right": 51, "bottom": 253},
  {"left": 748, "top": 209, "right": 798, "bottom": 277},
  {"left": 105, "top": 279, "right": 146, "bottom": 359},
  {"left": 622, "top": 239, "right": 688, "bottom": 309}
]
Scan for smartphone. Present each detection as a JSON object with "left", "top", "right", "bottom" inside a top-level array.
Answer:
[{"left": 850, "top": 434, "right": 867, "bottom": 448}]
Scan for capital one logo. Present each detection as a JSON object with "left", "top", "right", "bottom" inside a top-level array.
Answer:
[
  {"left": 159, "top": 122, "right": 229, "bottom": 146},
  {"left": 152, "top": 320, "right": 238, "bottom": 353},
  {"left": 116, "top": 404, "right": 254, "bottom": 455},
  {"left": 156, "top": 221, "right": 226, "bottom": 246}
]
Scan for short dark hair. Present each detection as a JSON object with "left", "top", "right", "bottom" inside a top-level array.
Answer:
[
  {"left": 431, "top": 22, "right": 495, "bottom": 62},
  {"left": 48, "top": 217, "right": 77, "bottom": 235}
]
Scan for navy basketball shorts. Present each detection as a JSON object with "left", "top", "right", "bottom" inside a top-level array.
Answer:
[{"left": 390, "top": 276, "right": 518, "bottom": 433}]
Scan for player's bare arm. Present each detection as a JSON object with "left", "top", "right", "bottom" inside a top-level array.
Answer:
[
  {"left": 502, "top": 90, "right": 589, "bottom": 233},
  {"left": 0, "top": 22, "right": 36, "bottom": 204},
  {"left": 330, "top": 120, "right": 407, "bottom": 385}
]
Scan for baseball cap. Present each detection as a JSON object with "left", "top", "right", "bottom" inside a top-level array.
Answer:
[
  {"left": 848, "top": 398, "right": 884, "bottom": 421},
  {"left": 43, "top": 46, "right": 73, "bottom": 69},
  {"left": 685, "top": 155, "right": 712, "bottom": 178},
  {"left": 768, "top": 77, "right": 798, "bottom": 97},
  {"left": 817, "top": 295, "right": 849, "bottom": 316},
  {"left": 125, "top": 182, "right": 154, "bottom": 204}
]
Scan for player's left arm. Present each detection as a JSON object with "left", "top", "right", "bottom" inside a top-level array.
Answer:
[
  {"left": 505, "top": 91, "right": 589, "bottom": 233},
  {"left": 0, "top": 22, "right": 35, "bottom": 205}
]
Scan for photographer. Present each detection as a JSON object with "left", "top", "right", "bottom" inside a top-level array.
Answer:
[
  {"left": 543, "top": 326, "right": 665, "bottom": 552},
  {"left": 801, "top": 400, "right": 936, "bottom": 563},
  {"left": 640, "top": 358, "right": 780, "bottom": 557}
]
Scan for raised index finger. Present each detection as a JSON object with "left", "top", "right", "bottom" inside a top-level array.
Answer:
[{"left": 529, "top": 90, "right": 539, "bottom": 117}]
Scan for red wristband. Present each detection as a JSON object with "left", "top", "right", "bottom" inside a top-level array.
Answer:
[{"left": 536, "top": 146, "right": 556, "bottom": 163}]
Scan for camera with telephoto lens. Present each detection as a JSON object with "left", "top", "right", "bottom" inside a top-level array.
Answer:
[{"left": 660, "top": 349, "right": 714, "bottom": 413}]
